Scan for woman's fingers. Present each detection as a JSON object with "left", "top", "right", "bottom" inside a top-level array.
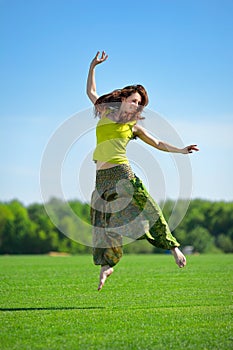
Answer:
[
  {"left": 181, "top": 145, "right": 199, "bottom": 154},
  {"left": 95, "top": 51, "right": 108, "bottom": 63},
  {"left": 95, "top": 51, "right": 100, "bottom": 59},
  {"left": 100, "top": 51, "right": 108, "bottom": 62},
  {"left": 188, "top": 145, "right": 199, "bottom": 153}
]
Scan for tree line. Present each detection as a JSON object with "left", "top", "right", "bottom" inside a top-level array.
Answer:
[{"left": 0, "top": 198, "right": 232, "bottom": 254}]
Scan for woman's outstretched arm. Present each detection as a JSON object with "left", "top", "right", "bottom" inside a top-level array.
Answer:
[
  {"left": 86, "top": 51, "right": 108, "bottom": 104},
  {"left": 133, "top": 124, "right": 199, "bottom": 154}
]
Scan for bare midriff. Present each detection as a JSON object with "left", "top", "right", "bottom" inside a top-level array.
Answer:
[{"left": 96, "top": 161, "right": 123, "bottom": 170}]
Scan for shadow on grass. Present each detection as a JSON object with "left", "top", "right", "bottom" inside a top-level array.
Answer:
[{"left": 0, "top": 306, "right": 105, "bottom": 312}]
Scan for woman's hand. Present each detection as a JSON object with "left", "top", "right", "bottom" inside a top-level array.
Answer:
[
  {"left": 181, "top": 145, "right": 199, "bottom": 154},
  {"left": 90, "top": 51, "right": 108, "bottom": 68}
]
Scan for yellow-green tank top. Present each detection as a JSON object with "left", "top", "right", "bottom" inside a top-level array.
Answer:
[{"left": 93, "top": 115, "right": 136, "bottom": 164}]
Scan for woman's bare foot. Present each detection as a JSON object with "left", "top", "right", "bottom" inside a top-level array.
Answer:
[
  {"left": 171, "top": 247, "right": 186, "bottom": 268},
  {"left": 98, "top": 265, "right": 114, "bottom": 291}
]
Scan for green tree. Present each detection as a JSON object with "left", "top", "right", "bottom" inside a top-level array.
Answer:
[
  {"left": 216, "top": 234, "right": 233, "bottom": 253},
  {"left": 28, "top": 203, "right": 60, "bottom": 253},
  {"left": 0, "top": 204, "right": 15, "bottom": 253},
  {"left": 7, "top": 200, "right": 37, "bottom": 253},
  {"left": 184, "top": 226, "right": 215, "bottom": 253}
]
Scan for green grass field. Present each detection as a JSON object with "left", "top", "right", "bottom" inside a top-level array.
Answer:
[{"left": 0, "top": 254, "right": 232, "bottom": 350}]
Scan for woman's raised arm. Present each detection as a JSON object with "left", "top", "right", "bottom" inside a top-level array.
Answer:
[{"left": 86, "top": 51, "right": 108, "bottom": 104}]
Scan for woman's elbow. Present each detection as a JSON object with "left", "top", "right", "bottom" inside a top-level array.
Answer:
[{"left": 87, "top": 92, "right": 97, "bottom": 104}]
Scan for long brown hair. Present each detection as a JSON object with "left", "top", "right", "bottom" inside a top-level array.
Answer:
[{"left": 94, "top": 84, "right": 149, "bottom": 120}]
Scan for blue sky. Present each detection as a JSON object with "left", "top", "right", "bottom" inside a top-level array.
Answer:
[{"left": 1, "top": 0, "right": 233, "bottom": 205}]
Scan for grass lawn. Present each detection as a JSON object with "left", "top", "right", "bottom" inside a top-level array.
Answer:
[{"left": 0, "top": 254, "right": 232, "bottom": 349}]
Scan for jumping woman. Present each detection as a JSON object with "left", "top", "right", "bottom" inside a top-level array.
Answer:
[{"left": 87, "top": 51, "right": 199, "bottom": 291}]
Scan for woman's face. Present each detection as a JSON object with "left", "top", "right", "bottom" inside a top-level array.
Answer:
[{"left": 120, "top": 92, "right": 142, "bottom": 114}]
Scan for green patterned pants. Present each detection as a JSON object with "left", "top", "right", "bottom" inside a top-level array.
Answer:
[{"left": 91, "top": 164, "right": 180, "bottom": 267}]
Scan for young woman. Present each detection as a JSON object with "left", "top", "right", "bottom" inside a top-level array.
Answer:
[{"left": 87, "top": 51, "right": 199, "bottom": 291}]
